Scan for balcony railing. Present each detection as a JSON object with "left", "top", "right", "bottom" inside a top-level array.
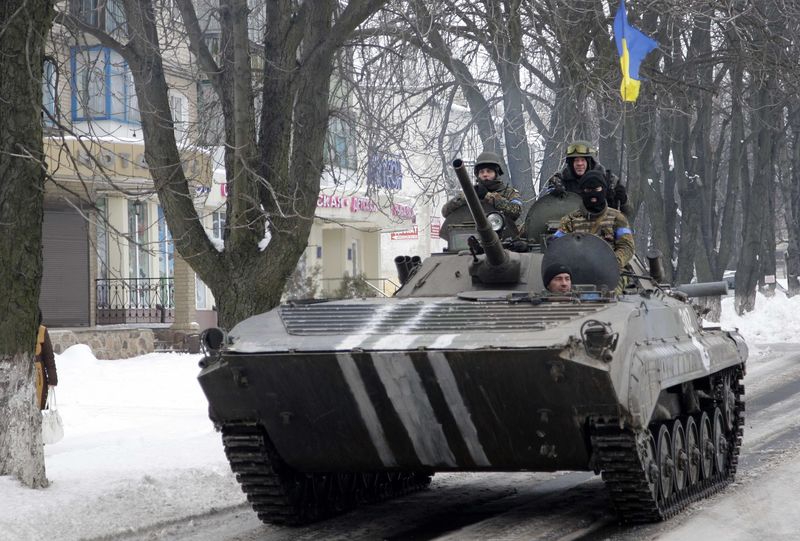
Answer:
[{"left": 96, "top": 277, "right": 174, "bottom": 325}]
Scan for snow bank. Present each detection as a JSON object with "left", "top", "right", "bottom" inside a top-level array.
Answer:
[
  {"left": 720, "top": 290, "right": 800, "bottom": 345},
  {"left": 0, "top": 346, "right": 244, "bottom": 541}
]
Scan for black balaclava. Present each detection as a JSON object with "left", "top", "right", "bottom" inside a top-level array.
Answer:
[{"left": 579, "top": 170, "right": 607, "bottom": 213}]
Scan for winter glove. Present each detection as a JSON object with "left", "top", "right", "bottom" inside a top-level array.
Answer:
[
  {"left": 442, "top": 196, "right": 466, "bottom": 217},
  {"left": 484, "top": 191, "right": 502, "bottom": 205},
  {"left": 613, "top": 183, "right": 628, "bottom": 206},
  {"left": 474, "top": 182, "right": 489, "bottom": 199},
  {"left": 549, "top": 177, "right": 566, "bottom": 196}
]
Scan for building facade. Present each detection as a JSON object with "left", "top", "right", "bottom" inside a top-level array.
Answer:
[{"left": 40, "top": 1, "right": 448, "bottom": 337}]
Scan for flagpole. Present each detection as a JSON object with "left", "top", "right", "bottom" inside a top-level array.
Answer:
[{"left": 618, "top": 100, "right": 626, "bottom": 188}]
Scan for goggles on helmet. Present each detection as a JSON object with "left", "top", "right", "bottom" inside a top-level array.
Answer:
[{"left": 567, "top": 143, "right": 593, "bottom": 155}]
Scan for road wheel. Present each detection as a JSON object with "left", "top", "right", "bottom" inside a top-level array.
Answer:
[
  {"left": 699, "top": 411, "right": 714, "bottom": 480},
  {"left": 684, "top": 415, "right": 701, "bottom": 486},
  {"left": 671, "top": 419, "right": 688, "bottom": 492},
  {"left": 712, "top": 407, "right": 729, "bottom": 474},
  {"left": 656, "top": 424, "right": 674, "bottom": 502}
]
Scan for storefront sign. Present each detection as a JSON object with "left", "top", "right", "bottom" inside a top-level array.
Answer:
[
  {"left": 431, "top": 217, "right": 441, "bottom": 239},
  {"left": 391, "top": 203, "right": 415, "bottom": 220},
  {"left": 391, "top": 226, "right": 419, "bottom": 240},
  {"left": 316, "top": 194, "right": 412, "bottom": 218}
]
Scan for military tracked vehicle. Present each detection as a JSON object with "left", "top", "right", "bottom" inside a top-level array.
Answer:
[{"left": 198, "top": 159, "right": 747, "bottom": 526}]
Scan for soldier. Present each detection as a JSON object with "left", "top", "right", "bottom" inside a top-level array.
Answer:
[
  {"left": 442, "top": 151, "right": 522, "bottom": 222},
  {"left": 543, "top": 140, "right": 632, "bottom": 217},
  {"left": 543, "top": 263, "right": 572, "bottom": 293},
  {"left": 553, "top": 170, "right": 634, "bottom": 275}
]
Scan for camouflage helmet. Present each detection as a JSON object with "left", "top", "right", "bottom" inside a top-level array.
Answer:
[
  {"left": 473, "top": 150, "right": 505, "bottom": 177},
  {"left": 565, "top": 140, "right": 598, "bottom": 159}
]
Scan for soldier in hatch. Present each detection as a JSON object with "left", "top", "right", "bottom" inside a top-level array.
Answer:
[
  {"left": 553, "top": 170, "right": 635, "bottom": 280},
  {"left": 442, "top": 151, "right": 522, "bottom": 223},
  {"left": 543, "top": 263, "right": 572, "bottom": 294}
]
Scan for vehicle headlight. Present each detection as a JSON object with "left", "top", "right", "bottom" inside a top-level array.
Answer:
[{"left": 487, "top": 212, "right": 505, "bottom": 232}]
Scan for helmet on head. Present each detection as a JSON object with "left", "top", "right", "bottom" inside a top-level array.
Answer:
[
  {"left": 565, "top": 140, "right": 597, "bottom": 159},
  {"left": 473, "top": 151, "right": 505, "bottom": 177}
]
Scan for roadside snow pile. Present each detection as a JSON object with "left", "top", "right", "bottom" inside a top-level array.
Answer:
[
  {"left": 0, "top": 345, "right": 245, "bottom": 541},
  {"left": 720, "top": 290, "right": 800, "bottom": 345}
]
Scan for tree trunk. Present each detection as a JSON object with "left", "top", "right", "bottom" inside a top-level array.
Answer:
[
  {"left": 736, "top": 84, "right": 776, "bottom": 314},
  {"left": 0, "top": 0, "right": 54, "bottom": 488},
  {"left": 785, "top": 103, "right": 800, "bottom": 296}
]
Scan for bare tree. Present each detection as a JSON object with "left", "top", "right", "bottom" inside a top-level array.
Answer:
[
  {"left": 0, "top": 0, "right": 55, "bottom": 488},
  {"left": 58, "top": 0, "right": 388, "bottom": 328}
]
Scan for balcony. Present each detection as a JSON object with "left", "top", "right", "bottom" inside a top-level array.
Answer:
[{"left": 96, "top": 278, "right": 174, "bottom": 325}]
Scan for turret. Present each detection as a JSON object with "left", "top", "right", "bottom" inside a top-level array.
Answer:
[{"left": 452, "top": 159, "right": 520, "bottom": 284}]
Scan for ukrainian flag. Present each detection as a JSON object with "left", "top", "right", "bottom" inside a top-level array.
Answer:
[{"left": 613, "top": 0, "right": 658, "bottom": 102}]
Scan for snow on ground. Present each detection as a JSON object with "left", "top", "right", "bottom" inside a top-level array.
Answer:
[
  {"left": 0, "top": 347, "right": 244, "bottom": 541},
  {"left": 1, "top": 291, "right": 799, "bottom": 541}
]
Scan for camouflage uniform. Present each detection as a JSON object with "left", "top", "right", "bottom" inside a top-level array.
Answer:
[
  {"left": 442, "top": 150, "right": 522, "bottom": 221},
  {"left": 554, "top": 205, "right": 635, "bottom": 271}
]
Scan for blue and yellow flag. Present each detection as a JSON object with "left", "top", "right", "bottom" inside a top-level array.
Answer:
[{"left": 613, "top": 0, "right": 658, "bottom": 102}]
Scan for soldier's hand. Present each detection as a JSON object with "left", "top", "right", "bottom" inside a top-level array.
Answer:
[
  {"left": 614, "top": 183, "right": 628, "bottom": 205},
  {"left": 484, "top": 192, "right": 502, "bottom": 205},
  {"left": 550, "top": 178, "right": 566, "bottom": 196},
  {"left": 474, "top": 183, "right": 489, "bottom": 199}
]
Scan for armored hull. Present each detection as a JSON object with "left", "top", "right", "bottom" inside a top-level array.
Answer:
[{"left": 199, "top": 267, "right": 746, "bottom": 524}]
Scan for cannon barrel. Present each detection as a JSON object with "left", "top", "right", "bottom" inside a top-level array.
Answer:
[
  {"left": 394, "top": 255, "right": 412, "bottom": 285},
  {"left": 452, "top": 159, "right": 507, "bottom": 266},
  {"left": 646, "top": 248, "right": 665, "bottom": 283},
  {"left": 674, "top": 281, "right": 729, "bottom": 298}
]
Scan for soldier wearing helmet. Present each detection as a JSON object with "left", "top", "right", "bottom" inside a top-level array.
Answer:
[
  {"left": 442, "top": 150, "right": 523, "bottom": 222},
  {"left": 543, "top": 140, "right": 632, "bottom": 217}
]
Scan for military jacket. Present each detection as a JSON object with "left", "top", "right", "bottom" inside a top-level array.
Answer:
[
  {"left": 442, "top": 181, "right": 522, "bottom": 221},
  {"left": 555, "top": 205, "right": 635, "bottom": 269}
]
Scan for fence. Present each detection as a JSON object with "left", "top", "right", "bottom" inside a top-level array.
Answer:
[{"left": 96, "top": 277, "right": 175, "bottom": 325}]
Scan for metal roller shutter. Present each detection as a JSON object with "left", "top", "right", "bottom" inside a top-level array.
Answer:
[{"left": 41, "top": 208, "right": 90, "bottom": 327}]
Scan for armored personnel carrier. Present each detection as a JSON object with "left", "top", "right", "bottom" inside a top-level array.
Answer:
[{"left": 198, "top": 160, "right": 747, "bottom": 525}]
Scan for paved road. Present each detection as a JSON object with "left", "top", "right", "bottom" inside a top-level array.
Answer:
[{"left": 119, "top": 343, "right": 800, "bottom": 541}]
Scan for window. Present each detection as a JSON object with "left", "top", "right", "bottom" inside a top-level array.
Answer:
[
  {"left": 212, "top": 210, "right": 226, "bottom": 240},
  {"left": 96, "top": 198, "right": 109, "bottom": 310},
  {"left": 170, "top": 94, "right": 186, "bottom": 142},
  {"left": 367, "top": 152, "right": 403, "bottom": 190},
  {"left": 128, "top": 199, "right": 151, "bottom": 306},
  {"left": 42, "top": 59, "right": 57, "bottom": 126},
  {"left": 195, "top": 274, "right": 208, "bottom": 310},
  {"left": 71, "top": 46, "right": 139, "bottom": 123},
  {"left": 325, "top": 117, "right": 357, "bottom": 170},
  {"left": 73, "top": 0, "right": 126, "bottom": 36},
  {"left": 204, "top": 34, "right": 221, "bottom": 57},
  {"left": 157, "top": 206, "right": 174, "bottom": 279},
  {"left": 157, "top": 206, "right": 174, "bottom": 310},
  {"left": 351, "top": 240, "right": 360, "bottom": 275},
  {"left": 74, "top": 0, "right": 99, "bottom": 26},
  {"left": 104, "top": 0, "right": 126, "bottom": 36}
]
